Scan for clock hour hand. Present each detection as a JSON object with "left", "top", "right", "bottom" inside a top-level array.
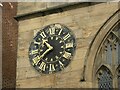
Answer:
[
  {"left": 41, "top": 46, "right": 53, "bottom": 58},
  {"left": 44, "top": 41, "right": 53, "bottom": 49},
  {"left": 33, "top": 40, "right": 53, "bottom": 65},
  {"left": 40, "top": 40, "right": 53, "bottom": 59},
  {"left": 42, "top": 39, "right": 53, "bottom": 50},
  {"left": 33, "top": 47, "right": 53, "bottom": 65}
]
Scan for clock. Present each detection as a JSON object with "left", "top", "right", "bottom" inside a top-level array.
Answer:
[{"left": 29, "top": 23, "right": 76, "bottom": 74}]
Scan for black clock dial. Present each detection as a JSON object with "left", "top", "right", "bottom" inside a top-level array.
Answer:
[
  {"left": 29, "top": 23, "right": 76, "bottom": 74},
  {"left": 40, "top": 35, "right": 65, "bottom": 63}
]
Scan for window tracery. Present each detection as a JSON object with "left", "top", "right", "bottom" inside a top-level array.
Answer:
[{"left": 96, "top": 28, "right": 120, "bottom": 89}]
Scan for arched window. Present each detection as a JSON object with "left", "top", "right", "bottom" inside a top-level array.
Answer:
[
  {"left": 97, "top": 66, "right": 113, "bottom": 89},
  {"left": 94, "top": 25, "right": 120, "bottom": 89},
  {"left": 84, "top": 9, "right": 120, "bottom": 88},
  {"left": 94, "top": 27, "right": 120, "bottom": 90}
]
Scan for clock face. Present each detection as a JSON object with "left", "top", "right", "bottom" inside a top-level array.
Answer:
[{"left": 29, "top": 23, "right": 76, "bottom": 74}]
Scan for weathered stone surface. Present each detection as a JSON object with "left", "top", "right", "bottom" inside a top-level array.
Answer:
[
  {"left": 16, "top": 2, "right": 119, "bottom": 88},
  {"left": 17, "top": 66, "right": 40, "bottom": 80},
  {"left": 16, "top": 74, "right": 56, "bottom": 88},
  {"left": 17, "top": 2, "right": 76, "bottom": 15}
]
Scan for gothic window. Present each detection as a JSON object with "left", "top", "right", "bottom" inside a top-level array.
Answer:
[
  {"left": 84, "top": 9, "right": 120, "bottom": 89},
  {"left": 95, "top": 27, "right": 120, "bottom": 89},
  {"left": 97, "top": 66, "right": 113, "bottom": 89}
]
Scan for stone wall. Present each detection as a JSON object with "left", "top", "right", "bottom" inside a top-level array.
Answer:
[
  {"left": 16, "top": 2, "right": 119, "bottom": 88},
  {"left": 17, "top": 2, "right": 77, "bottom": 15}
]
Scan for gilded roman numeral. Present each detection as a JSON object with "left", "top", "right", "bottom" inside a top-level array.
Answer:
[
  {"left": 34, "top": 40, "right": 41, "bottom": 45},
  {"left": 32, "top": 56, "right": 40, "bottom": 65},
  {"left": 49, "top": 64, "right": 55, "bottom": 72},
  {"left": 58, "top": 29, "right": 62, "bottom": 35},
  {"left": 40, "top": 31, "right": 46, "bottom": 38},
  {"left": 49, "top": 27, "right": 55, "bottom": 35},
  {"left": 31, "top": 49, "right": 38, "bottom": 55},
  {"left": 63, "top": 51, "right": 71, "bottom": 59},
  {"left": 66, "top": 42, "right": 73, "bottom": 48},
  {"left": 39, "top": 61, "right": 46, "bottom": 71},
  {"left": 59, "top": 61, "right": 64, "bottom": 69},
  {"left": 63, "top": 33, "right": 71, "bottom": 41}
]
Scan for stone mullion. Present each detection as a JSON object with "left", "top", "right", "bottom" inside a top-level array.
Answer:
[{"left": 101, "top": 44, "right": 106, "bottom": 64}]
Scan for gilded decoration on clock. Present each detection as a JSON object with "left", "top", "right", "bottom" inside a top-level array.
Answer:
[{"left": 29, "top": 23, "right": 76, "bottom": 74}]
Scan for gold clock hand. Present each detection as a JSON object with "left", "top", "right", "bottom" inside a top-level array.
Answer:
[
  {"left": 42, "top": 39, "right": 53, "bottom": 49},
  {"left": 42, "top": 39, "right": 53, "bottom": 56},
  {"left": 33, "top": 41, "right": 53, "bottom": 65},
  {"left": 41, "top": 47, "right": 53, "bottom": 58},
  {"left": 44, "top": 41, "right": 53, "bottom": 49},
  {"left": 42, "top": 39, "right": 48, "bottom": 46}
]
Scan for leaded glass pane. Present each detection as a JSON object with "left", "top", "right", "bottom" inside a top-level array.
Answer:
[{"left": 98, "top": 68, "right": 113, "bottom": 89}]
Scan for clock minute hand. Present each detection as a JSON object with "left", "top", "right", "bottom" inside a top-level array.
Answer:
[
  {"left": 41, "top": 46, "right": 53, "bottom": 58},
  {"left": 40, "top": 41, "right": 53, "bottom": 59},
  {"left": 34, "top": 41, "right": 53, "bottom": 65},
  {"left": 33, "top": 48, "right": 52, "bottom": 65},
  {"left": 42, "top": 39, "right": 53, "bottom": 51}
]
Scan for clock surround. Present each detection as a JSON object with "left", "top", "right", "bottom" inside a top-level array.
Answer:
[{"left": 29, "top": 23, "right": 76, "bottom": 74}]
